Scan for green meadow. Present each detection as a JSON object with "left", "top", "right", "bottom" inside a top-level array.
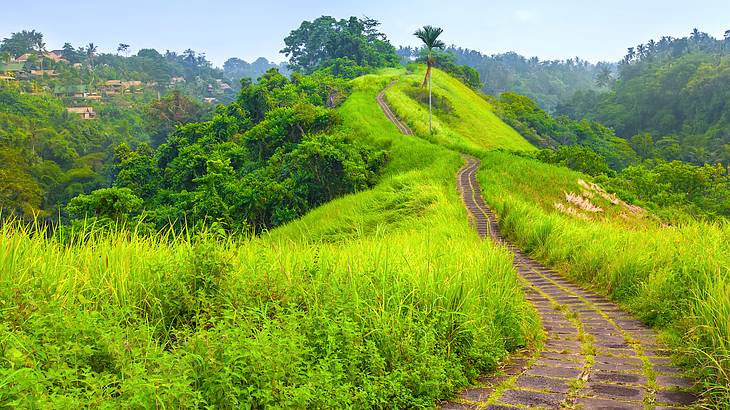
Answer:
[
  {"left": 0, "top": 71, "right": 538, "bottom": 408},
  {"left": 2, "top": 67, "right": 728, "bottom": 408}
]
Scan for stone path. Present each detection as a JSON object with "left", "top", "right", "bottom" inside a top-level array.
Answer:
[
  {"left": 376, "top": 80, "right": 413, "bottom": 135},
  {"left": 444, "top": 156, "right": 699, "bottom": 409}
]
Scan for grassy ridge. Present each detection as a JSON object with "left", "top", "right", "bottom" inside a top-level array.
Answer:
[
  {"left": 0, "top": 71, "right": 539, "bottom": 408},
  {"left": 477, "top": 150, "right": 730, "bottom": 405},
  {"left": 382, "top": 67, "right": 534, "bottom": 154}
]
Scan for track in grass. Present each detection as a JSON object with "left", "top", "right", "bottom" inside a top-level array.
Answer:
[
  {"left": 376, "top": 80, "right": 413, "bottom": 135},
  {"left": 446, "top": 156, "right": 698, "bottom": 409}
]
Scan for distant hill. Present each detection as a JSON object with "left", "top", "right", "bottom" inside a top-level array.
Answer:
[
  {"left": 222, "top": 57, "right": 289, "bottom": 83},
  {"left": 557, "top": 29, "right": 730, "bottom": 165}
]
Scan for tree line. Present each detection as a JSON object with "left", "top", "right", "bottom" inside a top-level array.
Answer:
[{"left": 557, "top": 29, "right": 730, "bottom": 166}]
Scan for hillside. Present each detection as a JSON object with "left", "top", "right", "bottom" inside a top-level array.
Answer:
[
  {"left": 0, "top": 68, "right": 540, "bottom": 407},
  {"left": 558, "top": 30, "right": 730, "bottom": 166},
  {"left": 382, "top": 67, "right": 534, "bottom": 153},
  {"left": 2, "top": 65, "right": 727, "bottom": 408}
]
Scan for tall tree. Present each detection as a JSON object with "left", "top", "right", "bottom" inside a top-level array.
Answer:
[
  {"left": 594, "top": 66, "right": 613, "bottom": 87},
  {"left": 60, "top": 42, "right": 78, "bottom": 63},
  {"left": 117, "top": 43, "right": 130, "bottom": 57},
  {"left": 414, "top": 25, "right": 445, "bottom": 134},
  {"left": 85, "top": 43, "right": 97, "bottom": 67},
  {"left": 281, "top": 16, "right": 398, "bottom": 74},
  {"left": 34, "top": 37, "right": 46, "bottom": 73},
  {"left": 0, "top": 29, "right": 43, "bottom": 58}
]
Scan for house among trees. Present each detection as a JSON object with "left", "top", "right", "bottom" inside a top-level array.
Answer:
[
  {"left": 100, "top": 79, "right": 144, "bottom": 95},
  {"left": 66, "top": 106, "right": 96, "bottom": 119},
  {"left": 169, "top": 76, "right": 185, "bottom": 86}
]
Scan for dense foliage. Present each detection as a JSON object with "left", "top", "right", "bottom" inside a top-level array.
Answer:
[
  {"left": 282, "top": 16, "right": 399, "bottom": 77},
  {"left": 0, "top": 73, "right": 536, "bottom": 408},
  {"left": 493, "top": 91, "right": 729, "bottom": 219},
  {"left": 0, "top": 86, "right": 147, "bottom": 218},
  {"left": 73, "top": 70, "right": 386, "bottom": 232},
  {"left": 492, "top": 92, "right": 638, "bottom": 169},
  {"left": 558, "top": 29, "right": 730, "bottom": 165}
]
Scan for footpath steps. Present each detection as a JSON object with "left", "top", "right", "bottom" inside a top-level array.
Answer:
[
  {"left": 376, "top": 80, "right": 413, "bottom": 135},
  {"left": 446, "top": 156, "right": 698, "bottom": 409}
]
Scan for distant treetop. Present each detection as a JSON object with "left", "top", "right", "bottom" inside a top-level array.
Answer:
[{"left": 281, "top": 16, "right": 399, "bottom": 76}]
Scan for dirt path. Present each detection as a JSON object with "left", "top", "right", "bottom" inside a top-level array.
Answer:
[
  {"left": 376, "top": 81, "right": 413, "bottom": 135},
  {"left": 445, "top": 156, "right": 698, "bottom": 409}
]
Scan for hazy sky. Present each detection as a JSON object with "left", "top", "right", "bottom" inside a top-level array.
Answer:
[{"left": 2, "top": 0, "right": 729, "bottom": 66}]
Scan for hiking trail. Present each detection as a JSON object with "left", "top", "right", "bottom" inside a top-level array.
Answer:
[{"left": 376, "top": 86, "right": 698, "bottom": 409}]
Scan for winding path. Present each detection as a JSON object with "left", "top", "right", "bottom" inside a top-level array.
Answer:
[
  {"left": 374, "top": 86, "right": 699, "bottom": 409},
  {"left": 376, "top": 81, "right": 413, "bottom": 135},
  {"left": 449, "top": 156, "right": 698, "bottom": 409}
]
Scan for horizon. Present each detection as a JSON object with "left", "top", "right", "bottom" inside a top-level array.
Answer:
[{"left": 2, "top": 0, "right": 729, "bottom": 67}]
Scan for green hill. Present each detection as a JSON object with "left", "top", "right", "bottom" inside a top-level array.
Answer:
[
  {"left": 2, "top": 66, "right": 728, "bottom": 407},
  {"left": 382, "top": 67, "right": 534, "bottom": 153}
]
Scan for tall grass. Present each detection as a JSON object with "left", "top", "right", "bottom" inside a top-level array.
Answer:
[
  {"left": 478, "top": 150, "right": 730, "bottom": 406},
  {"left": 0, "top": 72, "right": 539, "bottom": 408}
]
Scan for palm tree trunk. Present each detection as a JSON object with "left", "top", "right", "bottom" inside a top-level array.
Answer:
[{"left": 428, "top": 67, "right": 432, "bottom": 134}]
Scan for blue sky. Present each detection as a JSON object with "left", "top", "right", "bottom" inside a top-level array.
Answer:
[{"left": 2, "top": 0, "right": 728, "bottom": 66}]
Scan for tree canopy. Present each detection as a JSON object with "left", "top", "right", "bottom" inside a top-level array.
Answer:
[
  {"left": 281, "top": 16, "right": 399, "bottom": 75},
  {"left": 557, "top": 29, "right": 730, "bottom": 166}
]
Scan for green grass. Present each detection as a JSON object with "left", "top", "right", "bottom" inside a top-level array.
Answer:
[
  {"left": 477, "top": 150, "right": 730, "bottom": 406},
  {"left": 383, "top": 67, "right": 535, "bottom": 154},
  {"left": 0, "top": 71, "right": 540, "bottom": 408}
]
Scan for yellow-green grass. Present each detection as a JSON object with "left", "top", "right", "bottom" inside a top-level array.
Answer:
[
  {"left": 477, "top": 150, "right": 730, "bottom": 406},
  {"left": 0, "top": 72, "right": 540, "bottom": 408},
  {"left": 383, "top": 66, "right": 535, "bottom": 154}
]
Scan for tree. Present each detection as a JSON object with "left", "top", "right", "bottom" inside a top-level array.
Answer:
[
  {"left": 34, "top": 37, "right": 46, "bottom": 73},
  {"left": 85, "top": 43, "right": 97, "bottom": 67},
  {"left": 594, "top": 66, "right": 613, "bottom": 87},
  {"left": 145, "top": 90, "right": 209, "bottom": 147},
  {"left": 414, "top": 25, "right": 445, "bottom": 133},
  {"left": 60, "top": 42, "right": 79, "bottom": 63},
  {"left": 117, "top": 43, "right": 130, "bottom": 57},
  {"left": 281, "top": 16, "right": 398, "bottom": 74},
  {"left": 0, "top": 30, "right": 43, "bottom": 58},
  {"left": 624, "top": 47, "right": 636, "bottom": 63},
  {"left": 66, "top": 187, "right": 143, "bottom": 222}
]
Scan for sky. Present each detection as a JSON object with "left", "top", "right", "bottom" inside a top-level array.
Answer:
[{"left": 1, "top": 0, "right": 729, "bottom": 67}]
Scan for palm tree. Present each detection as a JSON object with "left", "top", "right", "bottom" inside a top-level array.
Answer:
[
  {"left": 414, "top": 25, "right": 445, "bottom": 134},
  {"left": 35, "top": 38, "right": 46, "bottom": 74},
  {"left": 594, "top": 66, "right": 613, "bottom": 88},
  {"left": 625, "top": 47, "right": 636, "bottom": 63},
  {"left": 85, "top": 43, "right": 97, "bottom": 67},
  {"left": 117, "top": 43, "right": 130, "bottom": 57}
]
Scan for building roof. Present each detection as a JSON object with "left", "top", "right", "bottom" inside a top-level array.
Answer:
[
  {"left": 66, "top": 106, "right": 95, "bottom": 114},
  {"left": 15, "top": 51, "right": 65, "bottom": 63}
]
